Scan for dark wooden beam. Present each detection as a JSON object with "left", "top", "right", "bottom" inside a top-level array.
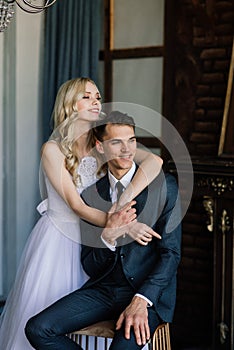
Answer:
[
  {"left": 137, "top": 137, "right": 162, "bottom": 149},
  {"left": 100, "top": 46, "right": 164, "bottom": 60}
]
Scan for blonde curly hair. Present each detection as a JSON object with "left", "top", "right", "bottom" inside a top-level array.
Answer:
[
  {"left": 51, "top": 77, "right": 100, "bottom": 186},
  {"left": 52, "top": 77, "right": 97, "bottom": 128}
]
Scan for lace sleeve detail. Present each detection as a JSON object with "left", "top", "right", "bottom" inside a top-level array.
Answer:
[{"left": 77, "top": 156, "right": 98, "bottom": 190}]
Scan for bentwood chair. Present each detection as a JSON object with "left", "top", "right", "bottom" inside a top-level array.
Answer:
[{"left": 68, "top": 320, "right": 171, "bottom": 350}]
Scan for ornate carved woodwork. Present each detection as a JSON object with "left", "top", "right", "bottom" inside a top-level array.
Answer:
[{"left": 169, "top": 159, "right": 234, "bottom": 349}]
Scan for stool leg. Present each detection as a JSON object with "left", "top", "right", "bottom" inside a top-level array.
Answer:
[
  {"left": 152, "top": 323, "right": 171, "bottom": 350},
  {"left": 94, "top": 336, "right": 98, "bottom": 350},
  {"left": 165, "top": 323, "right": 171, "bottom": 350}
]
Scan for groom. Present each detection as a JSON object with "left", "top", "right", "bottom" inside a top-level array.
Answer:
[{"left": 25, "top": 111, "right": 181, "bottom": 349}]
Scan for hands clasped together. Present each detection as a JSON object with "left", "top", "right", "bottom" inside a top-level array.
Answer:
[{"left": 102, "top": 200, "right": 161, "bottom": 246}]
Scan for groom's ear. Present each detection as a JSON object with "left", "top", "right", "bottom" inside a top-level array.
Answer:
[{"left": 95, "top": 140, "right": 105, "bottom": 154}]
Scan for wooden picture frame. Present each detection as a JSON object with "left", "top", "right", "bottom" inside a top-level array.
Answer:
[{"left": 218, "top": 38, "right": 234, "bottom": 158}]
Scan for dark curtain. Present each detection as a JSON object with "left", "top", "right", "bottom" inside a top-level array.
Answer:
[{"left": 42, "top": 0, "right": 102, "bottom": 141}]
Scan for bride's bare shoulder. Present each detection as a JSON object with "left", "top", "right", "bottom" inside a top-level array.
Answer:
[{"left": 41, "top": 140, "right": 63, "bottom": 159}]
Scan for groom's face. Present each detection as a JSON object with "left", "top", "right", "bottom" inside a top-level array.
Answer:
[{"left": 96, "top": 124, "right": 137, "bottom": 178}]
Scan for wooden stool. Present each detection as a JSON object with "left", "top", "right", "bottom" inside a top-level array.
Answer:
[
  {"left": 151, "top": 322, "right": 171, "bottom": 350},
  {"left": 68, "top": 321, "right": 171, "bottom": 350},
  {"left": 68, "top": 320, "right": 115, "bottom": 350}
]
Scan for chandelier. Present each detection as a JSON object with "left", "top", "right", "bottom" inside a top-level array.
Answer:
[{"left": 0, "top": 0, "right": 57, "bottom": 32}]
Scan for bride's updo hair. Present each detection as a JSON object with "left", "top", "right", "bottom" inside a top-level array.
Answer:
[{"left": 50, "top": 77, "right": 98, "bottom": 185}]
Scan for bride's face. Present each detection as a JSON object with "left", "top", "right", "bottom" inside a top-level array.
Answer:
[{"left": 76, "top": 82, "right": 102, "bottom": 121}]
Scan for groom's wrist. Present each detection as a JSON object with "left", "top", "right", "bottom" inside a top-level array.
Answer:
[{"left": 101, "top": 232, "right": 117, "bottom": 251}]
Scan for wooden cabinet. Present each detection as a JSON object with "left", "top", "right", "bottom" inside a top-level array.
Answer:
[
  {"left": 169, "top": 159, "right": 234, "bottom": 349},
  {"left": 193, "top": 160, "right": 234, "bottom": 349}
]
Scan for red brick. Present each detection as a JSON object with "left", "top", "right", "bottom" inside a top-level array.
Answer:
[
  {"left": 220, "top": 11, "right": 234, "bottom": 22},
  {"left": 216, "top": 35, "right": 234, "bottom": 46},
  {"left": 203, "top": 60, "right": 213, "bottom": 71},
  {"left": 194, "top": 109, "right": 205, "bottom": 119},
  {"left": 213, "top": 59, "right": 230, "bottom": 70},
  {"left": 194, "top": 149, "right": 217, "bottom": 157},
  {"left": 215, "top": 23, "right": 234, "bottom": 35},
  {"left": 202, "top": 72, "right": 224, "bottom": 83},
  {"left": 194, "top": 37, "right": 216, "bottom": 48},
  {"left": 197, "top": 84, "right": 210, "bottom": 95},
  {"left": 200, "top": 48, "right": 226, "bottom": 59},
  {"left": 193, "top": 27, "right": 206, "bottom": 37},
  {"left": 215, "top": 1, "right": 234, "bottom": 12},
  {"left": 211, "top": 84, "right": 227, "bottom": 95},
  {"left": 194, "top": 121, "right": 219, "bottom": 132},
  {"left": 207, "top": 110, "right": 223, "bottom": 119},
  {"left": 195, "top": 143, "right": 218, "bottom": 154},
  {"left": 197, "top": 97, "right": 223, "bottom": 107},
  {"left": 190, "top": 132, "right": 217, "bottom": 143}
]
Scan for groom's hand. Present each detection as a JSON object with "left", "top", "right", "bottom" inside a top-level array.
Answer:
[{"left": 115, "top": 296, "right": 150, "bottom": 346}]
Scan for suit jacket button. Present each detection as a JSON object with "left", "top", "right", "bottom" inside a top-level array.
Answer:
[
  {"left": 120, "top": 254, "right": 125, "bottom": 259},
  {"left": 130, "top": 277, "right": 134, "bottom": 281}
]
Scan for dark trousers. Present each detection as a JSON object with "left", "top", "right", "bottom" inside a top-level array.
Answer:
[{"left": 25, "top": 282, "right": 161, "bottom": 350}]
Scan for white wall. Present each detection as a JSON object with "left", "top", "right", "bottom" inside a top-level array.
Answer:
[
  {"left": 112, "top": 0, "right": 164, "bottom": 143},
  {"left": 114, "top": 0, "right": 164, "bottom": 48},
  {"left": 0, "top": 7, "right": 44, "bottom": 295},
  {"left": 15, "top": 8, "right": 44, "bottom": 261}
]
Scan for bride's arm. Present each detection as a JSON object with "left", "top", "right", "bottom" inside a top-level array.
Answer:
[
  {"left": 117, "top": 148, "right": 163, "bottom": 208},
  {"left": 41, "top": 142, "right": 135, "bottom": 227}
]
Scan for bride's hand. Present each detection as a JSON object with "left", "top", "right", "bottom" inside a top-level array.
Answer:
[
  {"left": 127, "top": 221, "right": 161, "bottom": 246},
  {"left": 106, "top": 201, "right": 137, "bottom": 228}
]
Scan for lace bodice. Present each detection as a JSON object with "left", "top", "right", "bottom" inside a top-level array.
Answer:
[
  {"left": 37, "top": 156, "right": 98, "bottom": 242},
  {"left": 76, "top": 156, "right": 98, "bottom": 192}
]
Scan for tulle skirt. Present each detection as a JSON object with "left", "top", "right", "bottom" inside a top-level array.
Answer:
[
  {"left": 0, "top": 213, "right": 149, "bottom": 350},
  {"left": 0, "top": 214, "right": 88, "bottom": 350}
]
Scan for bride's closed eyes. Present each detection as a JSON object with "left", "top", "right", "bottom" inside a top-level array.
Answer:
[{"left": 82, "top": 94, "right": 102, "bottom": 101}]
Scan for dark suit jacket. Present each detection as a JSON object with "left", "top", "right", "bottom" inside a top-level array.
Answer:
[{"left": 80, "top": 170, "right": 181, "bottom": 322}]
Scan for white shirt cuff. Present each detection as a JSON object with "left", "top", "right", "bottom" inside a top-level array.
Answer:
[
  {"left": 135, "top": 293, "right": 153, "bottom": 307},
  {"left": 101, "top": 235, "right": 117, "bottom": 251}
]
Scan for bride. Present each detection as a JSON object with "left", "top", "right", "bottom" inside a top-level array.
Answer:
[{"left": 0, "top": 77, "right": 163, "bottom": 349}]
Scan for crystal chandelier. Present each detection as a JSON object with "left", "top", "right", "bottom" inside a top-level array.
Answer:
[{"left": 0, "top": 0, "right": 57, "bottom": 32}]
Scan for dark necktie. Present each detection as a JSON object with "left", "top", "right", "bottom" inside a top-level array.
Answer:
[{"left": 116, "top": 181, "right": 125, "bottom": 201}]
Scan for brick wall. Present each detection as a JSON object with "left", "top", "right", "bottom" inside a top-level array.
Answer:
[
  {"left": 173, "top": 0, "right": 233, "bottom": 156},
  {"left": 168, "top": 1, "right": 234, "bottom": 348}
]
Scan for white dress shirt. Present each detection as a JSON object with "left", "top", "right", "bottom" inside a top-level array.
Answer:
[{"left": 101, "top": 162, "right": 136, "bottom": 250}]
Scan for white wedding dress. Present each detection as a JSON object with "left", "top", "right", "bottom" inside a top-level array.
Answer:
[
  {"left": 0, "top": 156, "right": 148, "bottom": 350},
  {"left": 0, "top": 156, "right": 108, "bottom": 349}
]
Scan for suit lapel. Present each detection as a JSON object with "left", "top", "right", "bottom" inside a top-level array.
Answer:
[
  {"left": 96, "top": 175, "right": 112, "bottom": 203},
  {"left": 96, "top": 168, "right": 149, "bottom": 221}
]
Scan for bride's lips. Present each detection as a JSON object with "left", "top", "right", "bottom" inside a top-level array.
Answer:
[{"left": 88, "top": 108, "right": 101, "bottom": 114}]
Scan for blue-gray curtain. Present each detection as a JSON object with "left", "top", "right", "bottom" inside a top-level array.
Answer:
[{"left": 42, "top": 0, "right": 102, "bottom": 141}]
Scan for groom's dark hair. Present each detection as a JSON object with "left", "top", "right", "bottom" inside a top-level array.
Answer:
[{"left": 94, "top": 110, "right": 135, "bottom": 141}]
